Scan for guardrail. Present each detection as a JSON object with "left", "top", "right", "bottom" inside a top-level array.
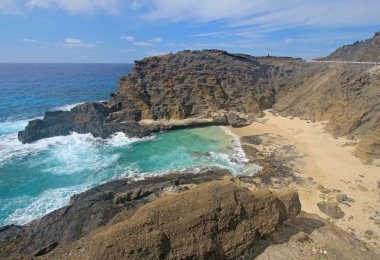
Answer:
[{"left": 307, "top": 60, "right": 380, "bottom": 65}]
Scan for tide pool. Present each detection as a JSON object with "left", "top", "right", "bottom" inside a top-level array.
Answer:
[{"left": 0, "top": 126, "right": 259, "bottom": 226}]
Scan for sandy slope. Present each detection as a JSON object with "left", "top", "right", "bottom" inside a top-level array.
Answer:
[{"left": 229, "top": 110, "right": 380, "bottom": 253}]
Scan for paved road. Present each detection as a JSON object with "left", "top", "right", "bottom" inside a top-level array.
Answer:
[{"left": 307, "top": 60, "right": 380, "bottom": 65}]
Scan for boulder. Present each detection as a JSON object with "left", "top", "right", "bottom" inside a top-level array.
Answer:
[
  {"left": 336, "top": 193, "right": 348, "bottom": 203},
  {"left": 274, "top": 189, "right": 302, "bottom": 221},
  {"left": 226, "top": 113, "right": 251, "bottom": 127},
  {"left": 317, "top": 201, "right": 345, "bottom": 219}
]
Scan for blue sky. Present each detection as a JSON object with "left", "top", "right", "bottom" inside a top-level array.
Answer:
[{"left": 0, "top": 0, "right": 379, "bottom": 63}]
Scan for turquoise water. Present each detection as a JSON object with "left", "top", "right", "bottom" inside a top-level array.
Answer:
[{"left": 0, "top": 64, "right": 259, "bottom": 226}]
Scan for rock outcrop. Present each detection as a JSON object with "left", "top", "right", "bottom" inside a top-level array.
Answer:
[
  {"left": 18, "top": 102, "right": 149, "bottom": 143},
  {"left": 109, "top": 50, "right": 275, "bottom": 121},
  {"left": 0, "top": 170, "right": 302, "bottom": 259},
  {"left": 18, "top": 50, "right": 280, "bottom": 143},
  {"left": 18, "top": 36, "right": 380, "bottom": 159},
  {"left": 319, "top": 31, "right": 380, "bottom": 62}
]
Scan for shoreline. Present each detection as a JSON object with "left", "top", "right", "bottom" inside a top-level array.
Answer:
[{"left": 228, "top": 110, "right": 380, "bottom": 253}]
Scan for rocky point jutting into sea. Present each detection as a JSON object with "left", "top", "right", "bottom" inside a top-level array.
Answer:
[
  {"left": 19, "top": 32, "right": 380, "bottom": 162},
  {"left": 1, "top": 32, "right": 380, "bottom": 259}
]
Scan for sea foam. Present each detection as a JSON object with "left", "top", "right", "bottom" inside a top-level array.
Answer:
[{"left": 3, "top": 184, "right": 90, "bottom": 225}]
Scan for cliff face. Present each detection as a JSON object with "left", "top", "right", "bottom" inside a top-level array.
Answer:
[
  {"left": 18, "top": 46, "right": 380, "bottom": 160},
  {"left": 273, "top": 63, "right": 380, "bottom": 136},
  {"left": 109, "top": 50, "right": 277, "bottom": 120},
  {"left": 320, "top": 31, "right": 380, "bottom": 62}
]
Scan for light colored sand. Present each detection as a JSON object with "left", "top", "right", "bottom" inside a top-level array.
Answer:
[{"left": 229, "top": 111, "right": 380, "bottom": 252}]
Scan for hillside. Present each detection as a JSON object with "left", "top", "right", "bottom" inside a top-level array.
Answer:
[{"left": 319, "top": 31, "right": 380, "bottom": 61}]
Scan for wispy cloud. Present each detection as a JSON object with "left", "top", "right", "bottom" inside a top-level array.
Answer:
[
  {"left": 151, "top": 37, "right": 162, "bottom": 43},
  {"left": 191, "top": 31, "right": 226, "bottom": 37},
  {"left": 121, "top": 35, "right": 135, "bottom": 41},
  {"left": 21, "top": 38, "right": 38, "bottom": 43},
  {"left": 133, "top": 41, "right": 154, "bottom": 46},
  {"left": 124, "top": 36, "right": 163, "bottom": 46},
  {"left": 0, "top": 0, "right": 23, "bottom": 15},
  {"left": 26, "top": 0, "right": 120, "bottom": 14},
  {"left": 139, "top": 0, "right": 380, "bottom": 30},
  {"left": 63, "top": 38, "right": 96, "bottom": 48},
  {"left": 130, "top": 0, "right": 142, "bottom": 10}
]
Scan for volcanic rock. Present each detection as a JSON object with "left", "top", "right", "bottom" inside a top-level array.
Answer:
[{"left": 0, "top": 170, "right": 302, "bottom": 259}]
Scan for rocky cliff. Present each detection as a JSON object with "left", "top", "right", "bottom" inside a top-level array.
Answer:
[
  {"left": 109, "top": 50, "right": 276, "bottom": 120},
  {"left": 19, "top": 38, "right": 380, "bottom": 160},
  {"left": 319, "top": 31, "right": 380, "bottom": 62}
]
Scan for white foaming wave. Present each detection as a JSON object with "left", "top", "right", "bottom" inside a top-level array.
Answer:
[
  {"left": 0, "top": 117, "right": 42, "bottom": 136},
  {"left": 42, "top": 132, "right": 119, "bottom": 175},
  {"left": 0, "top": 131, "right": 154, "bottom": 167},
  {"left": 220, "top": 126, "right": 249, "bottom": 162},
  {"left": 53, "top": 100, "right": 107, "bottom": 112},
  {"left": 3, "top": 184, "right": 90, "bottom": 226},
  {"left": 106, "top": 132, "right": 156, "bottom": 147},
  {"left": 0, "top": 133, "right": 92, "bottom": 167},
  {"left": 53, "top": 102, "right": 84, "bottom": 111},
  {"left": 0, "top": 133, "right": 55, "bottom": 166},
  {"left": 218, "top": 126, "right": 261, "bottom": 175},
  {"left": 220, "top": 127, "right": 249, "bottom": 162},
  {"left": 121, "top": 165, "right": 224, "bottom": 181},
  {"left": 205, "top": 150, "right": 259, "bottom": 175}
]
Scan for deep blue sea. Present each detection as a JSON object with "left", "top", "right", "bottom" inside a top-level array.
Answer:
[{"left": 0, "top": 63, "right": 258, "bottom": 226}]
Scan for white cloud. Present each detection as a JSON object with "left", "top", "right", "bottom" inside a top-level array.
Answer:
[
  {"left": 140, "top": 0, "right": 380, "bottom": 30},
  {"left": 0, "top": 0, "right": 23, "bottom": 15},
  {"left": 121, "top": 35, "right": 135, "bottom": 41},
  {"left": 192, "top": 31, "right": 226, "bottom": 37},
  {"left": 133, "top": 41, "right": 153, "bottom": 46},
  {"left": 26, "top": 0, "right": 50, "bottom": 8},
  {"left": 122, "top": 36, "right": 162, "bottom": 46},
  {"left": 130, "top": 0, "right": 142, "bottom": 10},
  {"left": 26, "top": 0, "right": 120, "bottom": 14},
  {"left": 21, "top": 38, "right": 39, "bottom": 43},
  {"left": 151, "top": 37, "right": 162, "bottom": 43},
  {"left": 63, "top": 38, "right": 96, "bottom": 48}
]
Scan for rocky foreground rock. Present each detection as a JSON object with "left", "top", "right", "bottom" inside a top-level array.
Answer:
[
  {"left": 18, "top": 33, "right": 380, "bottom": 161},
  {"left": 0, "top": 170, "right": 377, "bottom": 259}
]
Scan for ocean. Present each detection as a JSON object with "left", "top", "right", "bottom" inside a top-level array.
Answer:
[{"left": 0, "top": 63, "right": 258, "bottom": 226}]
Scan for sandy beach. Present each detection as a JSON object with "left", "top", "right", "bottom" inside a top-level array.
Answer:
[{"left": 229, "top": 110, "right": 380, "bottom": 253}]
